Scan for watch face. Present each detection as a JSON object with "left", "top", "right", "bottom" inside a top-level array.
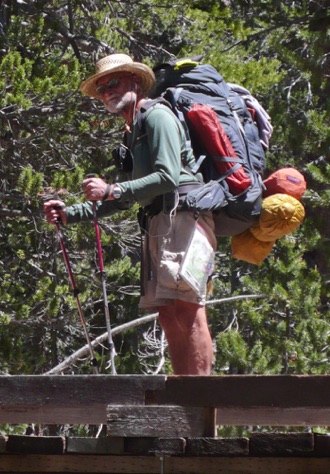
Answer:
[{"left": 113, "top": 186, "right": 122, "bottom": 199}]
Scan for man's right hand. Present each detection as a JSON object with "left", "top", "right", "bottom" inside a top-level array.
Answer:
[{"left": 43, "top": 199, "right": 67, "bottom": 225}]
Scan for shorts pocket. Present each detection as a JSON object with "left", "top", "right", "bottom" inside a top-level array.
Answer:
[{"left": 158, "top": 250, "right": 183, "bottom": 291}]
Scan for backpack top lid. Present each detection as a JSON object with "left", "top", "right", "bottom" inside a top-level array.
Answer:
[
  {"left": 263, "top": 167, "right": 307, "bottom": 200},
  {"left": 149, "top": 57, "right": 224, "bottom": 99},
  {"left": 153, "top": 55, "right": 204, "bottom": 71}
]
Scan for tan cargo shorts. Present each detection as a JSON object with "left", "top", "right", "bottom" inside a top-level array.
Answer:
[{"left": 139, "top": 210, "right": 216, "bottom": 310}]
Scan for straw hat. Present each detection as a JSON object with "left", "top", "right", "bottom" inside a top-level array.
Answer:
[{"left": 80, "top": 53, "right": 155, "bottom": 99}]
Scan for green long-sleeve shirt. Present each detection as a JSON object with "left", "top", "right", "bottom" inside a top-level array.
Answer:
[{"left": 66, "top": 101, "right": 200, "bottom": 224}]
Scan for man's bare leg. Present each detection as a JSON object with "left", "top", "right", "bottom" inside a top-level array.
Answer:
[{"left": 158, "top": 300, "right": 213, "bottom": 375}]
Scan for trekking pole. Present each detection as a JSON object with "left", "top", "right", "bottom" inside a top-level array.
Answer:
[
  {"left": 44, "top": 196, "right": 99, "bottom": 374},
  {"left": 85, "top": 175, "right": 117, "bottom": 375}
]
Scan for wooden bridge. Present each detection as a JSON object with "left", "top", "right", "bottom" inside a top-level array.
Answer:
[{"left": 0, "top": 374, "right": 330, "bottom": 473}]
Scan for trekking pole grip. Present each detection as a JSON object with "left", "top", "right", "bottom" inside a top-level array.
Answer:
[{"left": 41, "top": 194, "right": 65, "bottom": 224}]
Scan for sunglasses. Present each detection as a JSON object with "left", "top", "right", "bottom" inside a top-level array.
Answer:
[{"left": 96, "top": 78, "right": 121, "bottom": 95}]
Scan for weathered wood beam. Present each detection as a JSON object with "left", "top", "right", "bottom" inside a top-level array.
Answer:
[
  {"left": 151, "top": 375, "right": 330, "bottom": 426},
  {"left": 0, "top": 455, "right": 330, "bottom": 473},
  {"left": 107, "top": 406, "right": 216, "bottom": 437},
  {"left": 149, "top": 375, "right": 330, "bottom": 408},
  {"left": 0, "top": 376, "right": 165, "bottom": 406},
  {"left": 0, "top": 375, "right": 165, "bottom": 424},
  {"left": 216, "top": 407, "right": 330, "bottom": 426},
  {"left": 1, "top": 375, "right": 330, "bottom": 426}
]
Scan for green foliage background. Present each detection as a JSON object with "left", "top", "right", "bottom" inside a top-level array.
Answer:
[{"left": 0, "top": 0, "right": 329, "bottom": 394}]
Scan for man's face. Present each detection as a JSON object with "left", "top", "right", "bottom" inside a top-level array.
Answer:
[{"left": 96, "top": 73, "right": 138, "bottom": 114}]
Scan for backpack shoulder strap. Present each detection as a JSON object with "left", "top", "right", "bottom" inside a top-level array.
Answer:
[
  {"left": 136, "top": 95, "right": 202, "bottom": 182},
  {"left": 137, "top": 97, "right": 172, "bottom": 131}
]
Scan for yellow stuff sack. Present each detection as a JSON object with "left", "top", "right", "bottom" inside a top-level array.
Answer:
[
  {"left": 250, "top": 193, "right": 305, "bottom": 242},
  {"left": 231, "top": 229, "right": 275, "bottom": 265}
]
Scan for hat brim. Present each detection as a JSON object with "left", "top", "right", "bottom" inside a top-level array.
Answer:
[{"left": 80, "top": 63, "right": 155, "bottom": 99}]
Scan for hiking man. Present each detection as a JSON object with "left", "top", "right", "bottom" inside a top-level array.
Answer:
[{"left": 44, "top": 53, "right": 216, "bottom": 375}]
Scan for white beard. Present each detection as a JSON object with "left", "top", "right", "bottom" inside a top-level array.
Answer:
[{"left": 103, "top": 91, "right": 135, "bottom": 114}]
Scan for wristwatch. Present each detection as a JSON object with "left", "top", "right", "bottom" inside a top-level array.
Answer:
[{"left": 112, "top": 185, "right": 122, "bottom": 200}]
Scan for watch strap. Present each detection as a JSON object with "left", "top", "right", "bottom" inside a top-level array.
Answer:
[{"left": 102, "top": 184, "right": 111, "bottom": 201}]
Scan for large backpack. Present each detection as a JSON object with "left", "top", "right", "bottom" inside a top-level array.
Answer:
[{"left": 147, "top": 57, "right": 273, "bottom": 236}]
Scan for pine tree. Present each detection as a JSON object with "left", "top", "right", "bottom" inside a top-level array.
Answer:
[{"left": 0, "top": 0, "right": 328, "bottom": 383}]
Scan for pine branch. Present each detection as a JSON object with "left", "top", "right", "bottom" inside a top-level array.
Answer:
[
  {"left": 44, "top": 312, "right": 159, "bottom": 375},
  {"left": 0, "top": 208, "right": 24, "bottom": 217},
  {"left": 220, "top": 14, "right": 313, "bottom": 53},
  {"left": 44, "top": 294, "right": 266, "bottom": 375},
  {"left": 206, "top": 294, "right": 267, "bottom": 306}
]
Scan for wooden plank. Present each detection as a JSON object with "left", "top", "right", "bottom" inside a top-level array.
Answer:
[
  {"left": 315, "top": 433, "right": 330, "bottom": 456},
  {"left": 0, "top": 454, "right": 161, "bottom": 473},
  {"left": 66, "top": 437, "right": 124, "bottom": 454},
  {"left": 164, "top": 457, "right": 330, "bottom": 474},
  {"left": 66, "top": 436, "right": 186, "bottom": 456},
  {"left": 124, "top": 438, "right": 156, "bottom": 455},
  {"left": 107, "top": 405, "right": 214, "bottom": 437},
  {"left": 249, "top": 432, "right": 314, "bottom": 456},
  {"left": 0, "top": 405, "right": 108, "bottom": 425},
  {"left": 0, "top": 436, "right": 7, "bottom": 453},
  {"left": 0, "top": 375, "right": 165, "bottom": 406},
  {"left": 75, "top": 437, "right": 186, "bottom": 456},
  {"left": 186, "top": 437, "right": 249, "bottom": 456},
  {"left": 6, "top": 435, "right": 65, "bottom": 454},
  {"left": 152, "top": 437, "right": 186, "bottom": 455},
  {"left": 0, "top": 375, "right": 165, "bottom": 424},
  {"left": 0, "top": 455, "right": 330, "bottom": 473},
  {"left": 2, "top": 375, "right": 330, "bottom": 427},
  {"left": 151, "top": 375, "right": 330, "bottom": 409},
  {"left": 2, "top": 375, "right": 330, "bottom": 413},
  {"left": 216, "top": 407, "right": 330, "bottom": 426}
]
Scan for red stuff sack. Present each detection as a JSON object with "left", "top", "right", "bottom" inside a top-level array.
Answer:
[{"left": 263, "top": 167, "right": 306, "bottom": 200}]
